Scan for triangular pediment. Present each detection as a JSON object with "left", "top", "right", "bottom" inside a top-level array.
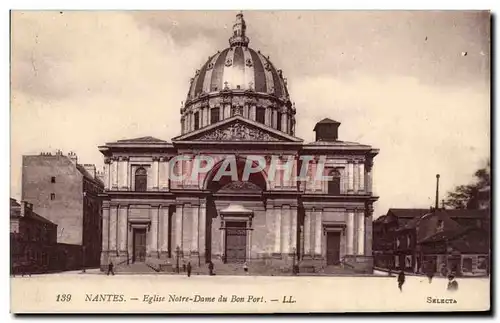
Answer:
[{"left": 172, "top": 116, "right": 303, "bottom": 143}]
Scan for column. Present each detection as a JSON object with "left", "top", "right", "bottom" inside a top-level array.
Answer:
[
  {"left": 104, "top": 158, "right": 111, "bottom": 190},
  {"left": 220, "top": 219, "right": 225, "bottom": 259},
  {"left": 173, "top": 156, "right": 184, "bottom": 189},
  {"left": 366, "top": 160, "right": 373, "bottom": 194},
  {"left": 272, "top": 110, "right": 277, "bottom": 128},
  {"left": 112, "top": 157, "right": 119, "bottom": 189},
  {"left": 290, "top": 158, "right": 298, "bottom": 189},
  {"left": 160, "top": 205, "right": 169, "bottom": 257},
  {"left": 290, "top": 206, "right": 297, "bottom": 254},
  {"left": 274, "top": 206, "right": 281, "bottom": 254},
  {"left": 314, "top": 209, "right": 322, "bottom": 256},
  {"left": 191, "top": 205, "right": 199, "bottom": 253},
  {"left": 348, "top": 161, "right": 354, "bottom": 192},
  {"left": 346, "top": 210, "right": 355, "bottom": 255},
  {"left": 281, "top": 205, "right": 291, "bottom": 254},
  {"left": 152, "top": 157, "right": 159, "bottom": 190},
  {"left": 109, "top": 205, "right": 118, "bottom": 254},
  {"left": 250, "top": 105, "right": 256, "bottom": 120},
  {"left": 175, "top": 204, "right": 183, "bottom": 252},
  {"left": 304, "top": 209, "right": 311, "bottom": 256},
  {"left": 359, "top": 162, "right": 365, "bottom": 192},
  {"left": 357, "top": 211, "right": 365, "bottom": 255},
  {"left": 265, "top": 107, "right": 271, "bottom": 126},
  {"left": 242, "top": 105, "right": 248, "bottom": 119},
  {"left": 184, "top": 157, "right": 193, "bottom": 187},
  {"left": 200, "top": 107, "right": 205, "bottom": 127},
  {"left": 353, "top": 161, "right": 359, "bottom": 193},
  {"left": 121, "top": 157, "right": 129, "bottom": 190},
  {"left": 364, "top": 212, "right": 373, "bottom": 256},
  {"left": 118, "top": 206, "right": 128, "bottom": 257},
  {"left": 150, "top": 205, "right": 159, "bottom": 257},
  {"left": 159, "top": 157, "right": 169, "bottom": 190},
  {"left": 102, "top": 205, "right": 110, "bottom": 253},
  {"left": 281, "top": 113, "right": 288, "bottom": 133},
  {"left": 314, "top": 159, "right": 322, "bottom": 191},
  {"left": 219, "top": 105, "right": 224, "bottom": 121},
  {"left": 199, "top": 201, "right": 206, "bottom": 258},
  {"left": 309, "top": 161, "right": 317, "bottom": 192}
]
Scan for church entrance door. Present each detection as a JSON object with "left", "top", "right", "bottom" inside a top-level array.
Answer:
[
  {"left": 133, "top": 229, "right": 147, "bottom": 263},
  {"left": 326, "top": 232, "right": 341, "bottom": 265},
  {"left": 225, "top": 221, "right": 247, "bottom": 263}
]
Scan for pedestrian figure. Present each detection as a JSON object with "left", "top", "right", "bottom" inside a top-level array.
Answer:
[
  {"left": 447, "top": 274, "right": 458, "bottom": 292},
  {"left": 208, "top": 261, "right": 215, "bottom": 276},
  {"left": 243, "top": 262, "right": 248, "bottom": 274},
  {"left": 388, "top": 265, "right": 393, "bottom": 277},
  {"left": 187, "top": 262, "right": 192, "bottom": 277},
  {"left": 426, "top": 267, "right": 434, "bottom": 284},
  {"left": 107, "top": 261, "right": 115, "bottom": 276},
  {"left": 397, "top": 270, "right": 405, "bottom": 292},
  {"left": 182, "top": 260, "right": 186, "bottom": 273}
]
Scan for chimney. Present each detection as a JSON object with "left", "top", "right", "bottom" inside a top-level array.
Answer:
[
  {"left": 83, "top": 164, "right": 96, "bottom": 178},
  {"left": 68, "top": 151, "right": 78, "bottom": 164},
  {"left": 435, "top": 174, "right": 440, "bottom": 210},
  {"left": 20, "top": 201, "right": 32, "bottom": 217}
]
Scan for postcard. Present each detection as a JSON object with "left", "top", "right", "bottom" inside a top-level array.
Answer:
[{"left": 10, "top": 10, "right": 491, "bottom": 313}]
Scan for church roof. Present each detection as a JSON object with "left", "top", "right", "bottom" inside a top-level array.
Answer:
[{"left": 116, "top": 136, "right": 168, "bottom": 143}]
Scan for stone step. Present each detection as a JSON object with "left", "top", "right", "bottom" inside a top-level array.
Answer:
[{"left": 115, "top": 262, "right": 156, "bottom": 274}]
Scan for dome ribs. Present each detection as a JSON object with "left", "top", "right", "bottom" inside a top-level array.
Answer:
[
  {"left": 194, "top": 59, "right": 210, "bottom": 96},
  {"left": 266, "top": 57, "right": 284, "bottom": 98},
  {"left": 210, "top": 48, "right": 230, "bottom": 92},
  {"left": 249, "top": 49, "right": 267, "bottom": 93}
]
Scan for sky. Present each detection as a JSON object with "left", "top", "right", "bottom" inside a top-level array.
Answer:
[{"left": 10, "top": 10, "right": 490, "bottom": 217}]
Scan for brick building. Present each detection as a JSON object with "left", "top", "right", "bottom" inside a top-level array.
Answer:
[
  {"left": 21, "top": 150, "right": 104, "bottom": 269},
  {"left": 98, "top": 13, "right": 379, "bottom": 274}
]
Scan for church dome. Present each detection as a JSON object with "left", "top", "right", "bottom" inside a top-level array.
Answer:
[
  {"left": 186, "top": 46, "right": 289, "bottom": 100},
  {"left": 180, "top": 12, "right": 296, "bottom": 136}
]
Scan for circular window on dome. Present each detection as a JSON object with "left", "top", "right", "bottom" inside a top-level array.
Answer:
[
  {"left": 225, "top": 58, "right": 233, "bottom": 67},
  {"left": 245, "top": 58, "right": 253, "bottom": 67}
]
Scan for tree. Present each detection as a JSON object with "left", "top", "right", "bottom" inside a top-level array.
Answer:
[{"left": 444, "top": 159, "right": 490, "bottom": 209}]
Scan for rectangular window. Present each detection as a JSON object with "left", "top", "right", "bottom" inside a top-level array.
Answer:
[
  {"left": 256, "top": 107, "right": 265, "bottom": 124},
  {"left": 194, "top": 112, "right": 200, "bottom": 130},
  {"left": 276, "top": 113, "right": 282, "bottom": 131},
  {"left": 210, "top": 108, "right": 220, "bottom": 124},
  {"left": 50, "top": 193, "right": 56, "bottom": 200},
  {"left": 51, "top": 176, "right": 56, "bottom": 183}
]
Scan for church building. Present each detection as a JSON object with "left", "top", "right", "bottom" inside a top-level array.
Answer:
[{"left": 99, "top": 13, "right": 379, "bottom": 274}]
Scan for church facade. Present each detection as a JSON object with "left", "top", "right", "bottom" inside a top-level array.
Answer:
[{"left": 99, "top": 13, "right": 379, "bottom": 274}]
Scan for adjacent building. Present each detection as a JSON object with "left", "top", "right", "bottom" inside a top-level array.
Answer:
[
  {"left": 21, "top": 150, "right": 104, "bottom": 269},
  {"left": 98, "top": 13, "right": 379, "bottom": 274},
  {"left": 373, "top": 207, "right": 489, "bottom": 276},
  {"left": 10, "top": 198, "right": 57, "bottom": 274}
]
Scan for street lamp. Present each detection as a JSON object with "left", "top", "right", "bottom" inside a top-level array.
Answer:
[
  {"left": 82, "top": 246, "right": 86, "bottom": 273},
  {"left": 175, "top": 246, "right": 180, "bottom": 274},
  {"left": 292, "top": 247, "right": 298, "bottom": 275}
]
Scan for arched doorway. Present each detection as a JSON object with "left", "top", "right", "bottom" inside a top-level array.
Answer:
[{"left": 203, "top": 156, "right": 268, "bottom": 264}]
